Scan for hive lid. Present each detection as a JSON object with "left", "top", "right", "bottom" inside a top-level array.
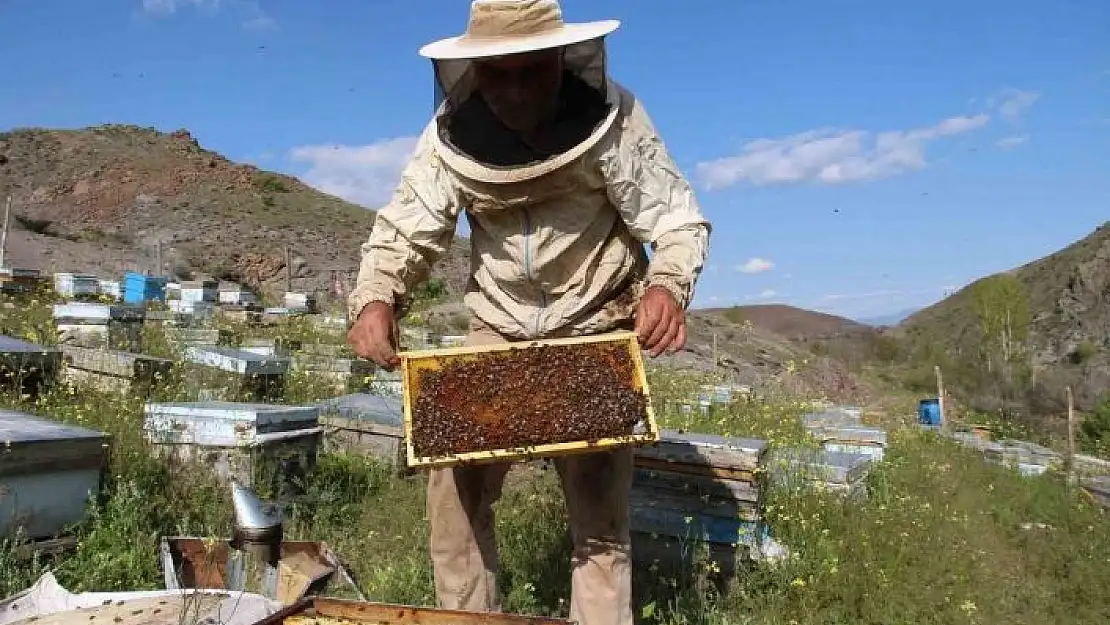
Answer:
[
  {"left": 0, "top": 409, "right": 106, "bottom": 443},
  {"left": 0, "top": 335, "right": 56, "bottom": 354},
  {"left": 317, "top": 393, "right": 403, "bottom": 427},
  {"left": 144, "top": 401, "right": 318, "bottom": 424},
  {"left": 655, "top": 430, "right": 768, "bottom": 455}
]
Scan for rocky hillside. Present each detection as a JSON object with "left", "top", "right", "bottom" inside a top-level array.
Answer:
[
  {"left": 901, "top": 222, "right": 1110, "bottom": 408},
  {"left": 0, "top": 124, "right": 469, "bottom": 302}
]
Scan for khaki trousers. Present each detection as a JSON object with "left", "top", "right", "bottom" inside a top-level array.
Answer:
[{"left": 426, "top": 324, "right": 634, "bottom": 625}]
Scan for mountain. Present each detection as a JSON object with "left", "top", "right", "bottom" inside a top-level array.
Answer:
[
  {"left": 901, "top": 222, "right": 1110, "bottom": 409},
  {"left": 0, "top": 124, "right": 470, "bottom": 302},
  {"left": 694, "top": 304, "right": 872, "bottom": 341}
]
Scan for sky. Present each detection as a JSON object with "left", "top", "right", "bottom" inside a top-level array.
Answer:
[{"left": 1, "top": 0, "right": 1108, "bottom": 322}]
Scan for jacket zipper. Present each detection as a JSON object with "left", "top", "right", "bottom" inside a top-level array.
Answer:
[{"left": 522, "top": 209, "right": 547, "bottom": 337}]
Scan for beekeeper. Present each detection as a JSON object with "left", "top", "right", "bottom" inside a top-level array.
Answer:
[{"left": 347, "top": 1, "right": 710, "bottom": 624}]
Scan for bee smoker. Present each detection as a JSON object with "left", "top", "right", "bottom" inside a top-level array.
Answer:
[{"left": 229, "top": 480, "right": 284, "bottom": 596}]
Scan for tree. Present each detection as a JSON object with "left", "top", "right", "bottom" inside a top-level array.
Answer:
[{"left": 969, "top": 274, "right": 1031, "bottom": 374}]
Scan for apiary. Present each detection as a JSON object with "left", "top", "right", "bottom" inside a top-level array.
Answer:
[
  {"left": 317, "top": 393, "right": 404, "bottom": 464},
  {"left": 251, "top": 596, "right": 573, "bottom": 625},
  {"left": 0, "top": 409, "right": 109, "bottom": 539},
  {"left": 52, "top": 302, "right": 145, "bottom": 352},
  {"left": 143, "top": 401, "right": 321, "bottom": 497},
  {"left": 60, "top": 345, "right": 174, "bottom": 394},
  {"left": 630, "top": 430, "right": 768, "bottom": 577},
  {"left": 400, "top": 331, "right": 657, "bottom": 469},
  {"left": 0, "top": 335, "right": 61, "bottom": 391}
]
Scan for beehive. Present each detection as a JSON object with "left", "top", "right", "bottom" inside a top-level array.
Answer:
[{"left": 400, "top": 331, "right": 658, "bottom": 469}]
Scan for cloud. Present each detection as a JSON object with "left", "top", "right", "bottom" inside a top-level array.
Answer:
[
  {"left": 141, "top": 0, "right": 275, "bottom": 30},
  {"left": 242, "top": 14, "right": 277, "bottom": 31},
  {"left": 994, "top": 89, "right": 1040, "bottom": 122},
  {"left": 240, "top": 0, "right": 277, "bottom": 31},
  {"left": 736, "top": 257, "right": 774, "bottom": 274},
  {"left": 289, "top": 137, "right": 418, "bottom": 208},
  {"left": 696, "top": 114, "right": 989, "bottom": 190},
  {"left": 142, "top": 0, "right": 220, "bottom": 15},
  {"left": 996, "top": 135, "right": 1028, "bottom": 150}
]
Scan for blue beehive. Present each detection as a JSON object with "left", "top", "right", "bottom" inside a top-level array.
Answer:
[
  {"left": 918, "top": 398, "right": 942, "bottom": 426},
  {"left": 123, "top": 272, "right": 168, "bottom": 304}
]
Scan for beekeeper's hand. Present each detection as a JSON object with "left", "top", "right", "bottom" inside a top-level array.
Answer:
[
  {"left": 348, "top": 302, "right": 401, "bottom": 370},
  {"left": 635, "top": 286, "right": 686, "bottom": 358}
]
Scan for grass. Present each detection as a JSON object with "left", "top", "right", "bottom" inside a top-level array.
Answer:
[{"left": 0, "top": 295, "right": 1108, "bottom": 624}]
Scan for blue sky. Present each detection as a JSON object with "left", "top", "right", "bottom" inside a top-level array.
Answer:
[{"left": 1, "top": 0, "right": 1108, "bottom": 321}]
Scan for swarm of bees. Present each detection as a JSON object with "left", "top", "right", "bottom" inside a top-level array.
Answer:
[{"left": 411, "top": 342, "right": 648, "bottom": 458}]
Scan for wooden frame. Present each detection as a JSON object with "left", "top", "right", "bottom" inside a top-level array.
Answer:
[
  {"left": 399, "top": 331, "right": 659, "bottom": 469},
  {"left": 257, "top": 596, "right": 573, "bottom": 625}
]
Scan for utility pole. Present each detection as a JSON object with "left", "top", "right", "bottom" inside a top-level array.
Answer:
[
  {"left": 712, "top": 331, "right": 719, "bottom": 371},
  {"left": 0, "top": 196, "right": 12, "bottom": 269},
  {"left": 935, "top": 365, "right": 946, "bottom": 430},
  {"left": 284, "top": 245, "right": 293, "bottom": 293},
  {"left": 1066, "top": 386, "right": 1077, "bottom": 487},
  {"left": 155, "top": 239, "right": 163, "bottom": 277}
]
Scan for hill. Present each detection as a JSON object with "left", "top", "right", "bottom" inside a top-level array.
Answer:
[
  {"left": 901, "top": 222, "right": 1110, "bottom": 410},
  {"left": 695, "top": 304, "right": 872, "bottom": 340},
  {"left": 0, "top": 124, "right": 470, "bottom": 301}
]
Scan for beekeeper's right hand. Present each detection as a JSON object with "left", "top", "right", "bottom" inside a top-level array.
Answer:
[{"left": 348, "top": 301, "right": 400, "bottom": 370}]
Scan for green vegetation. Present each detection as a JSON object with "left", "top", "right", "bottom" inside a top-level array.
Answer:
[
  {"left": 253, "top": 172, "right": 291, "bottom": 194},
  {"left": 1080, "top": 395, "right": 1110, "bottom": 458},
  {"left": 0, "top": 296, "right": 1108, "bottom": 625}
]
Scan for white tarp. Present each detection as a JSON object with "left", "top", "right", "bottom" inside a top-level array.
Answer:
[{"left": 0, "top": 573, "right": 280, "bottom": 625}]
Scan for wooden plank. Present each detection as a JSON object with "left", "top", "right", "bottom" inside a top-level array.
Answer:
[
  {"left": 628, "top": 489, "right": 761, "bottom": 521},
  {"left": 632, "top": 468, "right": 760, "bottom": 503},
  {"left": 288, "top": 597, "right": 573, "bottom": 625},
  {"left": 629, "top": 506, "right": 763, "bottom": 545},
  {"left": 61, "top": 345, "right": 173, "bottom": 379},
  {"left": 400, "top": 332, "right": 659, "bottom": 469},
  {"left": 633, "top": 457, "right": 756, "bottom": 482}
]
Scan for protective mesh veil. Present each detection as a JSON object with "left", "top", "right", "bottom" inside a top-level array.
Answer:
[{"left": 430, "top": 38, "right": 612, "bottom": 169}]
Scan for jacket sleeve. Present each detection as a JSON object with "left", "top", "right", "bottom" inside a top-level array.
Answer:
[
  {"left": 597, "top": 91, "right": 712, "bottom": 310},
  {"left": 347, "top": 123, "right": 462, "bottom": 321}
]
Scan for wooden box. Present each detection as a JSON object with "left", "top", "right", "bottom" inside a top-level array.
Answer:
[
  {"left": 252, "top": 597, "right": 572, "bottom": 625},
  {"left": 400, "top": 331, "right": 658, "bottom": 469}
]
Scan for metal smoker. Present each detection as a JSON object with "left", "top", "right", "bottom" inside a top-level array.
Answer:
[{"left": 229, "top": 479, "right": 284, "bottom": 596}]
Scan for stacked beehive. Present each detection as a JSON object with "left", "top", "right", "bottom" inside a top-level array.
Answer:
[
  {"left": 803, "top": 406, "right": 887, "bottom": 461},
  {"left": 630, "top": 430, "right": 768, "bottom": 575}
]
